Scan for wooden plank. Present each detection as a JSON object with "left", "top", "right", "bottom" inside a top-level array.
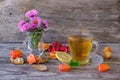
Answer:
[
  {"left": 0, "top": 0, "right": 120, "bottom": 42},
  {"left": 0, "top": 43, "right": 120, "bottom": 80}
]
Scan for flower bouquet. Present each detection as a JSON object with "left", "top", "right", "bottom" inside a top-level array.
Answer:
[{"left": 18, "top": 9, "right": 48, "bottom": 55}]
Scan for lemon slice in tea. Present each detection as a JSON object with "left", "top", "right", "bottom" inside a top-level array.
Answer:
[{"left": 56, "top": 51, "right": 72, "bottom": 63}]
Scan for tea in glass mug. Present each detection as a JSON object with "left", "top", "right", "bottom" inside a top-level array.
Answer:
[{"left": 68, "top": 33, "right": 98, "bottom": 65}]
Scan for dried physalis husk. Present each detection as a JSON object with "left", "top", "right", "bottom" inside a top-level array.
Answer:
[
  {"left": 103, "top": 51, "right": 112, "bottom": 59},
  {"left": 34, "top": 64, "right": 48, "bottom": 71},
  {"left": 10, "top": 57, "right": 24, "bottom": 65},
  {"left": 37, "top": 56, "right": 48, "bottom": 64}
]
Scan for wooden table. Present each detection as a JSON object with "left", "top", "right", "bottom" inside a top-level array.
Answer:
[{"left": 0, "top": 42, "right": 120, "bottom": 80}]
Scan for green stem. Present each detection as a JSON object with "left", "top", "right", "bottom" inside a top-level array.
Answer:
[{"left": 29, "top": 29, "right": 42, "bottom": 49}]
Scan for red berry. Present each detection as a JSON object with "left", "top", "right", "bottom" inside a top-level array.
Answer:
[
  {"left": 56, "top": 47, "right": 60, "bottom": 51},
  {"left": 59, "top": 46, "right": 67, "bottom": 52},
  {"left": 48, "top": 48, "right": 51, "bottom": 52},
  {"left": 57, "top": 43, "right": 62, "bottom": 47},
  {"left": 51, "top": 41, "right": 57, "bottom": 46}
]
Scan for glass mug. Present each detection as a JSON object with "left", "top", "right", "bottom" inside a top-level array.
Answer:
[{"left": 68, "top": 32, "right": 99, "bottom": 65}]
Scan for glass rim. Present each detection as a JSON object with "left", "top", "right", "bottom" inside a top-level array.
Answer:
[{"left": 68, "top": 32, "right": 93, "bottom": 38}]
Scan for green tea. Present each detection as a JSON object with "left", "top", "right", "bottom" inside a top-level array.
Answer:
[{"left": 68, "top": 35, "right": 93, "bottom": 65}]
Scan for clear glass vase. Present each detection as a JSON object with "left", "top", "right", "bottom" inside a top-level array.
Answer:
[{"left": 24, "top": 31, "right": 44, "bottom": 56}]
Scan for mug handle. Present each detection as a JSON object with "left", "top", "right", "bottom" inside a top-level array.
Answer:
[{"left": 92, "top": 41, "right": 99, "bottom": 53}]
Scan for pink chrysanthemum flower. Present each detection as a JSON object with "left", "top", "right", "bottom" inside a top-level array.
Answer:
[
  {"left": 42, "top": 19, "right": 48, "bottom": 28},
  {"left": 31, "top": 24, "right": 38, "bottom": 30},
  {"left": 25, "top": 9, "right": 38, "bottom": 18},
  {"left": 30, "top": 17, "right": 41, "bottom": 27},
  {"left": 21, "top": 23, "right": 31, "bottom": 32},
  {"left": 18, "top": 20, "right": 26, "bottom": 32},
  {"left": 18, "top": 9, "right": 49, "bottom": 32}
]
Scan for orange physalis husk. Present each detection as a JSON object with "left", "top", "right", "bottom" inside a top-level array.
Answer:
[
  {"left": 48, "top": 51, "right": 56, "bottom": 59},
  {"left": 98, "top": 63, "right": 111, "bottom": 72},
  {"left": 27, "top": 54, "right": 38, "bottom": 64},
  {"left": 103, "top": 51, "right": 112, "bottom": 59},
  {"left": 10, "top": 49, "right": 23, "bottom": 59},
  {"left": 103, "top": 46, "right": 112, "bottom": 59},
  {"left": 59, "top": 64, "right": 72, "bottom": 72},
  {"left": 103, "top": 46, "right": 112, "bottom": 53},
  {"left": 38, "top": 42, "right": 50, "bottom": 51}
]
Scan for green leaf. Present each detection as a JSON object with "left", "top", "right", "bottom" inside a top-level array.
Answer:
[{"left": 69, "top": 60, "right": 80, "bottom": 67}]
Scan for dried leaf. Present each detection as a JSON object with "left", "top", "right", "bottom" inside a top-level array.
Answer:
[
  {"left": 34, "top": 64, "right": 48, "bottom": 71},
  {"left": 10, "top": 57, "right": 24, "bottom": 65},
  {"left": 37, "top": 56, "right": 48, "bottom": 64}
]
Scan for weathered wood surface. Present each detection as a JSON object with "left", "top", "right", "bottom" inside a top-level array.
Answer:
[
  {"left": 0, "top": 43, "right": 120, "bottom": 80},
  {"left": 0, "top": 0, "right": 120, "bottom": 42}
]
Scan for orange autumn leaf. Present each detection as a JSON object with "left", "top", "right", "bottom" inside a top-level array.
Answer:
[
  {"left": 27, "top": 54, "right": 38, "bottom": 64},
  {"left": 58, "top": 64, "right": 72, "bottom": 72},
  {"left": 38, "top": 42, "right": 50, "bottom": 51},
  {"left": 103, "top": 46, "right": 112, "bottom": 53},
  {"left": 10, "top": 49, "right": 22, "bottom": 59},
  {"left": 98, "top": 63, "right": 111, "bottom": 72}
]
